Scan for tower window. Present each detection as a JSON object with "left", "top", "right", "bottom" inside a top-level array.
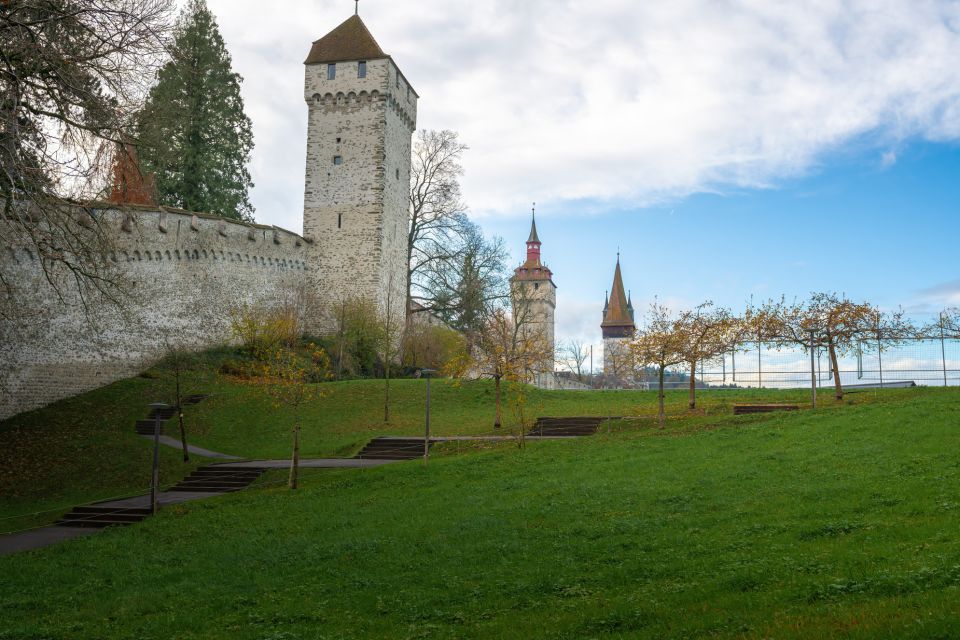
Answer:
[
  {"left": 396, "top": 168, "right": 400, "bottom": 180},
  {"left": 338, "top": 213, "right": 342, "bottom": 229},
  {"left": 336, "top": 137, "right": 341, "bottom": 144},
  {"left": 333, "top": 155, "right": 342, "bottom": 165},
  {"left": 358, "top": 61, "right": 366, "bottom": 78},
  {"left": 327, "top": 63, "right": 336, "bottom": 80}
]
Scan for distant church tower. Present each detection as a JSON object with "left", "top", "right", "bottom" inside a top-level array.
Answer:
[
  {"left": 302, "top": 12, "right": 417, "bottom": 327},
  {"left": 510, "top": 210, "right": 557, "bottom": 387},
  {"left": 601, "top": 256, "right": 635, "bottom": 379}
]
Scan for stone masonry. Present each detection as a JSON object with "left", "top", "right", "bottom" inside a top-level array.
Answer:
[
  {"left": 302, "top": 16, "right": 416, "bottom": 329},
  {"left": 0, "top": 14, "right": 417, "bottom": 419}
]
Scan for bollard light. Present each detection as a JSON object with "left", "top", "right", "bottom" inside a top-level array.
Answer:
[
  {"left": 148, "top": 402, "right": 170, "bottom": 514},
  {"left": 420, "top": 369, "right": 437, "bottom": 463}
]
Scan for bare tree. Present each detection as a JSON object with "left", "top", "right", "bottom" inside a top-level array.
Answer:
[
  {"left": 561, "top": 339, "right": 590, "bottom": 382},
  {"left": 1, "top": 0, "right": 174, "bottom": 317},
  {"left": 379, "top": 275, "right": 404, "bottom": 424},
  {"left": 407, "top": 129, "right": 468, "bottom": 319}
]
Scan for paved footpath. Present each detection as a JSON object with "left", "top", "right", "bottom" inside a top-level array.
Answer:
[
  {"left": 0, "top": 434, "right": 574, "bottom": 557},
  {"left": 0, "top": 456, "right": 397, "bottom": 557}
]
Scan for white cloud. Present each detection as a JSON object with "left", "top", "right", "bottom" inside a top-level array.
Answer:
[
  {"left": 881, "top": 149, "right": 898, "bottom": 167},
  {"left": 204, "top": 0, "right": 960, "bottom": 229}
]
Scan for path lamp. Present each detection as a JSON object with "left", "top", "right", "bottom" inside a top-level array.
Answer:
[
  {"left": 420, "top": 369, "right": 437, "bottom": 463},
  {"left": 149, "top": 402, "right": 170, "bottom": 514}
]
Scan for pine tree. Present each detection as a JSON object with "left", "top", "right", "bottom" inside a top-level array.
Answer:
[{"left": 138, "top": 0, "right": 254, "bottom": 221}]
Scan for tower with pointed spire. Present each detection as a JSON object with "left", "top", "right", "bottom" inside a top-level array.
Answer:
[
  {"left": 510, "top": 207, "right": 557, "bottom": 387},
  {"left": 302, "top": 11, "right": 417, "bottom": 327},
  {"left": 601, "top": 256, "right": 636, "bottom": 379}
]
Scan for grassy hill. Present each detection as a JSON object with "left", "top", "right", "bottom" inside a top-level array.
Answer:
[
  {"left": 0, "top": 350, "right": 909, "bottom": 532},
  {"left": 1, "top": 376, "right": 959, "bottom": 637}
]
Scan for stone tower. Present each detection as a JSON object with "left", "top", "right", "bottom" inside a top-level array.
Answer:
[
  {"left": 510, "top": 211, "right": 557, "bottom": 387},
  {"left": 302, "top": 13, "right": 417, "bottom": 327},
  {"left": 601, "top": 256, "right": 636, "bottom": 379}
]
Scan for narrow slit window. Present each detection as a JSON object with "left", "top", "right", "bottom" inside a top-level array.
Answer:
[
  {"left": 396, "top": 168, "right": 400, "bottom": 180},
  {"left": 358, "top": 61, "right": 366, "bottom": 78},
  {"left": 333, "top": 155, "right": 342, "bottom": 165},
  {"left": 337, "top": 213, "right": 342, "bottom": 229},
  {"left": 327, "top": 63, "right": 336, "bottom": 80}
]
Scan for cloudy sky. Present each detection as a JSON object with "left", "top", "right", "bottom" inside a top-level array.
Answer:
[{"left": 205, "top": 0, "right": 960, "bottom": 359}]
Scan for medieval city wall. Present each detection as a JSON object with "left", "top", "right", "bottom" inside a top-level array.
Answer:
[{"left": 0, "top": 205, "right": 308, "bottom": 420}]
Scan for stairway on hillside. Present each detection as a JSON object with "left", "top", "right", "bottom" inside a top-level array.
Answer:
[
  {"left": 167, "top": 466, "right": 267, "bottom": 493},
  {"left": 57, "top": 505, "right": 153, "bottom": 529},
  {"left": 527, "top": 417, "right": 610, "bottom": 437},
  {"left": 353, "top": 437, "right": 430, "bottom": 460}
]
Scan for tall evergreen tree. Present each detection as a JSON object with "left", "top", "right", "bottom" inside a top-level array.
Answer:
[{"left": 137, "top": 0, "right": 254, "bottom": 220}]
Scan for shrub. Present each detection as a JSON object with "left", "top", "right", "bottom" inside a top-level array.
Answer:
[{"left": 229, "top": 304, "right": 299, "bottom": 360}]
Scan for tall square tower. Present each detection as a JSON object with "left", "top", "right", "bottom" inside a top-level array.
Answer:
[
  {"left": 302, "top": 14, "right": 417, "bottom": 327},
  {"left": 510, "top": 213, "right": 557, "bottom": 387}
]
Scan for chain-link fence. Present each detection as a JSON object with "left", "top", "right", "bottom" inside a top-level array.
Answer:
[
  {"left": 591, "top": 313, "right": 960, "bottom": 391},
  {"left": 684, "top": 335, "right": 960, "bottom": 390}
]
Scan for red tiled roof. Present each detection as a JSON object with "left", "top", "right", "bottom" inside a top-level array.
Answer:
[{"left": 305, "top": 15, "right": 387, "bottom": 65}]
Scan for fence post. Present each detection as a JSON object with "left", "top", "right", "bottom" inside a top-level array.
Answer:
[
  {"left": 941, "top": 312, "right": 949, "bottom": 387},
  {"left": 757, "top": 334, "right": 762, "bottom": 389},
  {"left": 732, "top": 350, "right": 736, "bottom": 383},
  {"left": 722, "top": 355, "right": 726, "bottom": 385},
  {"left": 877, "top": 327, "right": 884, "bottom": 389},
  {"left": 809, "top": 330, "right": 817, "bottom": 409}
]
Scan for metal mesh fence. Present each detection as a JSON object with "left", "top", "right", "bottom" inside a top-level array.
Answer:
[{"left": 651, "top": 335, "right": 960, "bottom": 390}]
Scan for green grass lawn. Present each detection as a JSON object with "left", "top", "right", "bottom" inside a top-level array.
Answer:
[
  {"left": 1, "top": 385, "right": 959, "bottom": 638},
  {"left": 0, "top": 348, "right": 930, "bottom": 532}
]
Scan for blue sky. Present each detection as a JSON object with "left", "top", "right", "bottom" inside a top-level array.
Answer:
[
  {"left": 483, "top": 140, "right": 960, "bottom": 343},
  {"left": 202, "top": 0, "right": 960, "bottom": 352}
]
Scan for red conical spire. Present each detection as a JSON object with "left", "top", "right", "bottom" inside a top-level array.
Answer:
[{"left": 526, "top": 203, "right": 541, "bottom": 263}]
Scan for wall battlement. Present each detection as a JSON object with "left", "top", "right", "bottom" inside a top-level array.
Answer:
[{"left": 0, "top": 206, "right": 309, "bottom": 420}]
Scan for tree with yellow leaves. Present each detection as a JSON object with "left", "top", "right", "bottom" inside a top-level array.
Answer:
[
  {"left": 760, "top": 293, "right": 911, "bottom": 401},
  {"left": 250, "top": 344, "right": 330, "bottom": 489},
  {"left": 630, "top": 302, "right": 689, "bottom": 427},
  {"left": 448, "top": 304, "right": 552, "bottom": 431}
]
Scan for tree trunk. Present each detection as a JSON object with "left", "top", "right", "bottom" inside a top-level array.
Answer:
[
  {"left": 494, "top": 375, "right": 502, "bottom": 429},
  {"left": 658, "top": 365, "right": 666, "bottom": 428},
  {"left": 289, "top": 422, "right": 300, "bottom": 490},
  {"left": 688, "top": 359, "right": 697, "bottom": 410},
  {"left": 384, "top": 368, "right": 390, "bottom": 424},
  {"left": 828, "top": 341, "right": 843, "bottom": 401},
  {"left": 175, "top": 366, "right": 189, "bottom": 462}
]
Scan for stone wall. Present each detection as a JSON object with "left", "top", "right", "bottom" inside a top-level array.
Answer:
[{"left": 0, "top": 205, "right": 308, "bottom": 420}]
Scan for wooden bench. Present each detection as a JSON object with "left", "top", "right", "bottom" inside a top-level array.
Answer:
[{"left": 733, "top": 404, "right": 799, "bottom": 416}]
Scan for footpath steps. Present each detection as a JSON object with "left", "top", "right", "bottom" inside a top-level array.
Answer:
[
  {"left": 57, "top": 505, "right": 152, "bottom": 529},
  {"left": 733, "top": 404, "right": 799, "bottom": 416},
  {"left": 354, "top": 437, "right": 430, "bottom": 460},
  {"left": 527, "top": 417, "right": 609, "bottom": 437},
  {"left": 134, "top": 395, "right": 209, "bottom": 435},
  {"left": 167, "top": 466, "right": 267, "bottom": 493}
]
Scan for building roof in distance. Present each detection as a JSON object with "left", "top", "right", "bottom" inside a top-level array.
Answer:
[
  {"left": 527, "top": 214, "right": 540, "bottom": 244},
  {"left": 305, "top": 15, "right": 387, "bottom": 65}
]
